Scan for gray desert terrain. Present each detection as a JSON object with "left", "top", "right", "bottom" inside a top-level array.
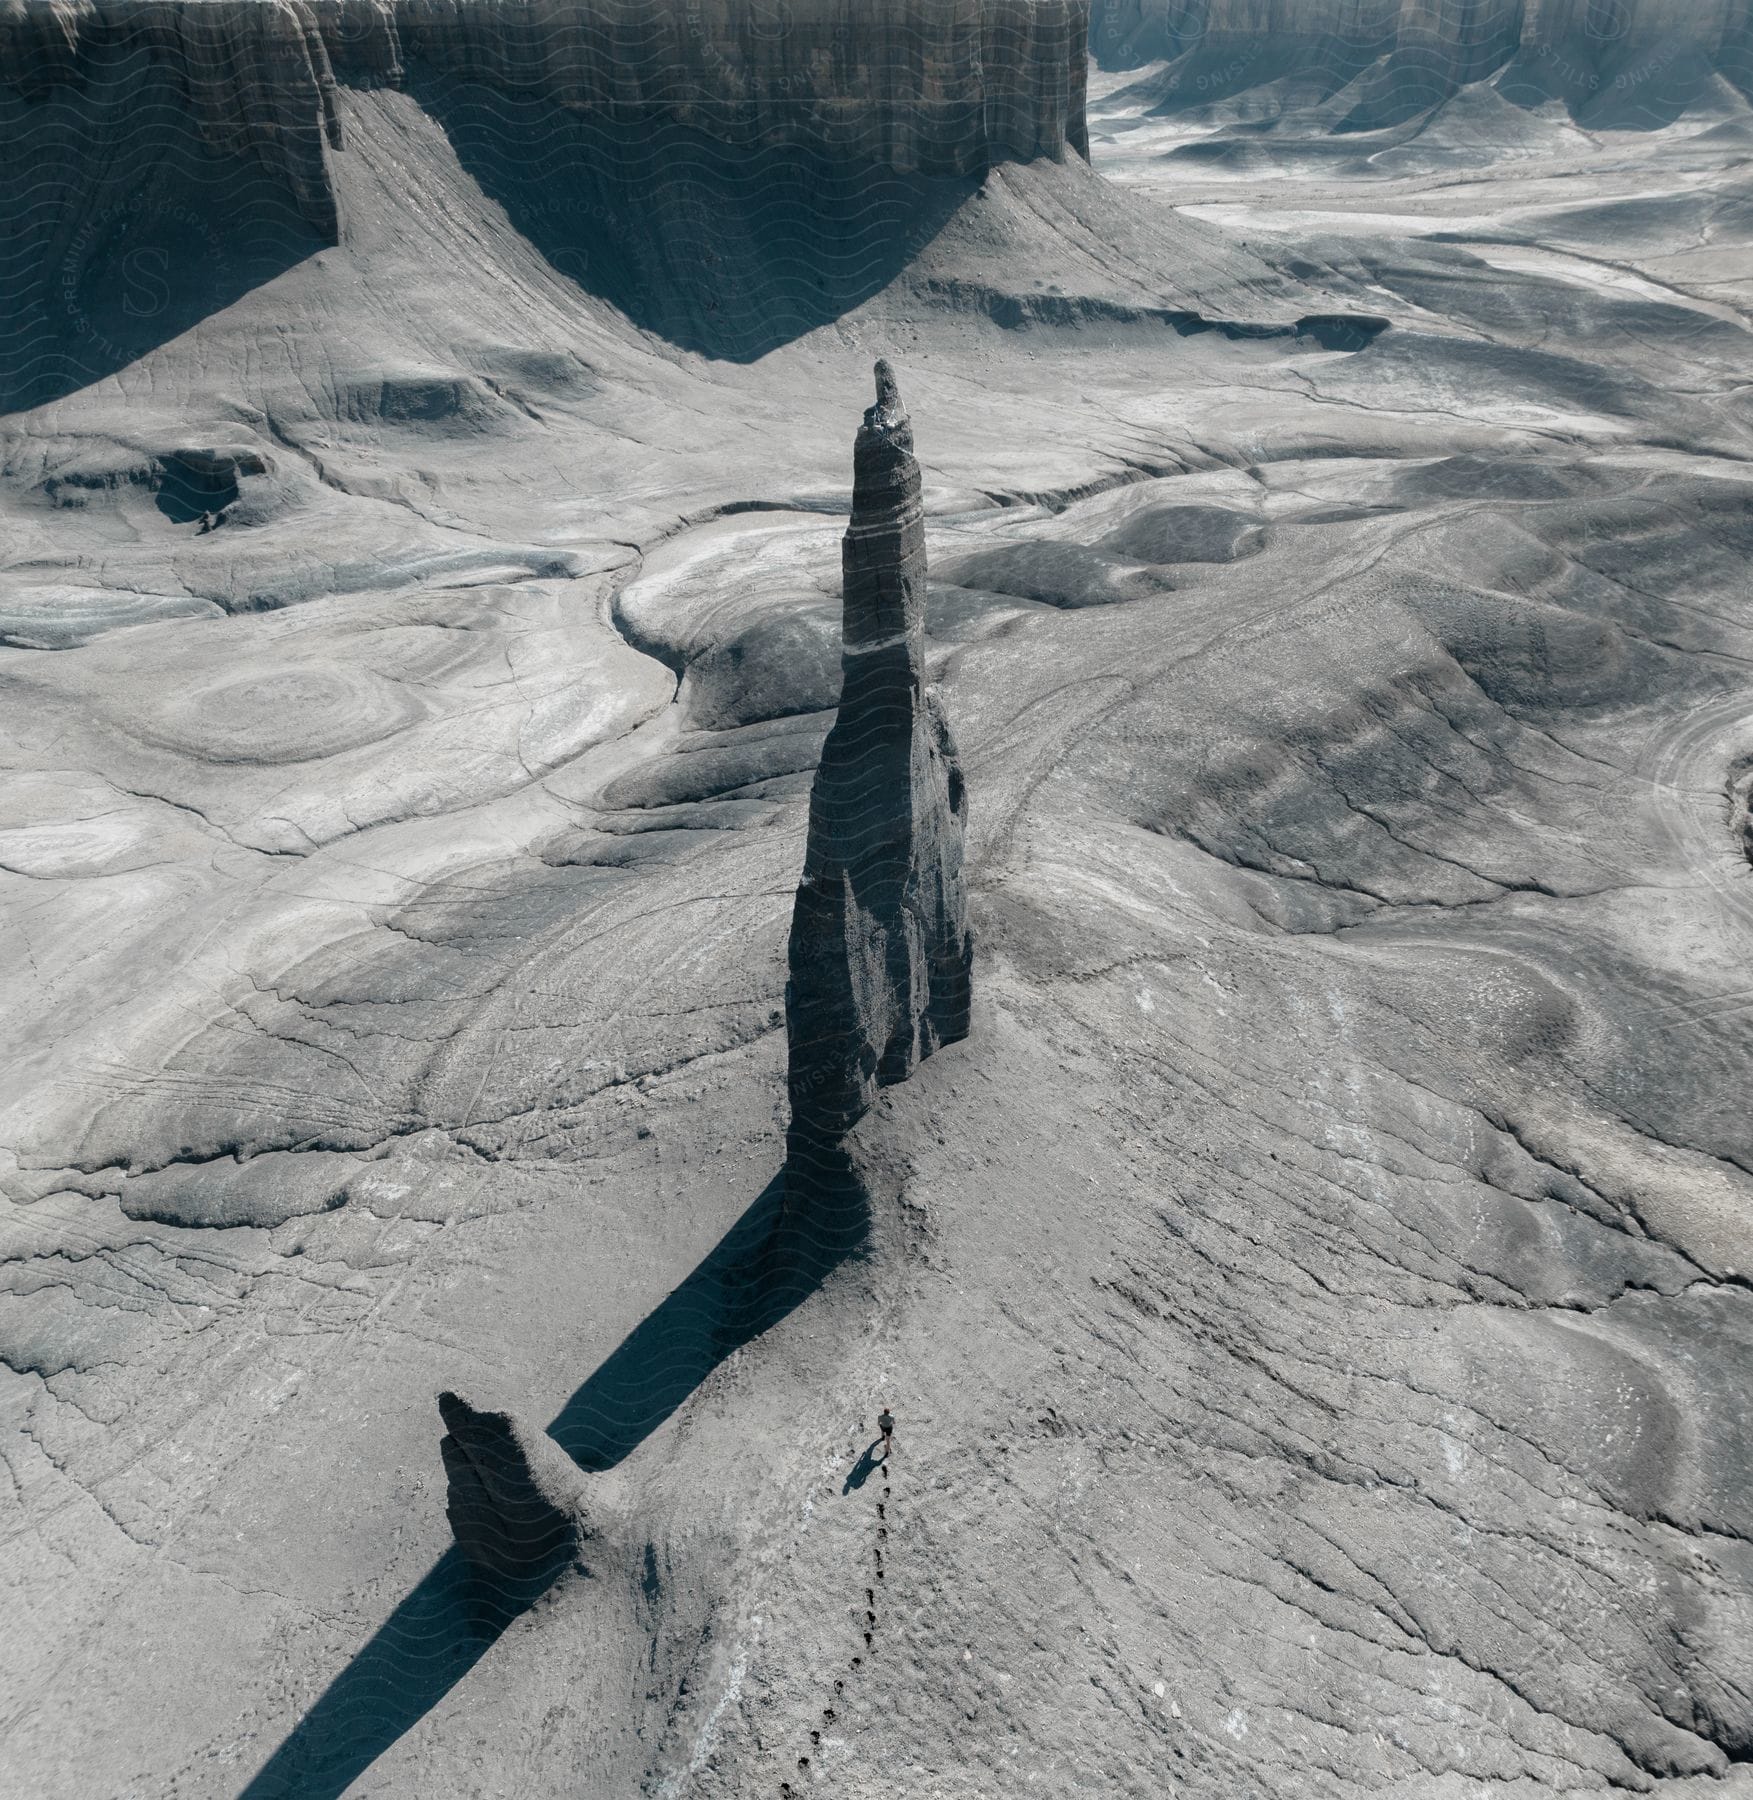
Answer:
[{"left": 2, "top": 2, "right": 1752, "bottom": 1796}]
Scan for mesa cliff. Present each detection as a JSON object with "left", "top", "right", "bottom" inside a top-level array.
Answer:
[
  {"left": 0, "top": 0, "right": 1089, "bottom": 238},
  {"left": 0, "top": 0, "right": 1091, "bottom": 402},
  {"left": 1090, "top": 0, "right": 1753, "bottom": 125},
  {"left": 784, "top": 360, "right": 973, "bottom": 1159}
]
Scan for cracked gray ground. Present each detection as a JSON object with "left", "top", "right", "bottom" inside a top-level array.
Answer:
[{"left": 3, "top": 38, "right": 1753, "bottom": 1800}]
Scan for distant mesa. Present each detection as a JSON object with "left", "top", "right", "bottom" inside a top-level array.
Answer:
[
  {"left": 0, "top": 0, "right": 1090, "bottom": 234},
  {"left": 784, "top": 359, "right": 974, "bottom": 1155},
  {"left": 1089, "top": 0, "right": 1753, "bottom": 129}
]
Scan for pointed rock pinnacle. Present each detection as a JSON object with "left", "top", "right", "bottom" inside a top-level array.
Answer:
[{"left": 783, "top": 361, "right": 973, "bottom": 1159}]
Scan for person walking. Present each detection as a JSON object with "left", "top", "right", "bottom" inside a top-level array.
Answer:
[{"left": 877, "top": 1405, "right": 895, "bottom": 1460}]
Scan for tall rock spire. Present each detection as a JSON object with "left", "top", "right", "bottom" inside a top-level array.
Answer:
[{"left": 785, "top": 361, "right": 973, "bottom": 1159}]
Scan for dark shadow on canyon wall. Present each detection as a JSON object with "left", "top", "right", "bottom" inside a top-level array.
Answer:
[
  {"left": 413, "top": 79, "right": 983, "bottom": 363},
  {"left": 238, "top": 1154, "right": 866, "bottom": 1799},
  {"left": 0, "top": 56, "right": 326, "bottom": 414},
  {"left": 2, "top": 73, "right": 993, "bottom": 410}
]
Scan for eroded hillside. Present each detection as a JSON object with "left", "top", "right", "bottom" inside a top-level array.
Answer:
[{"left": 1, "top": 4, "right": 1751, "bottom": 1797}]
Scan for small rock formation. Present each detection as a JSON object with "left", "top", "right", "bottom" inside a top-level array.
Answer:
[
  {"left": 785, "top": 361, "right": 973, "bottom": 1157},
  {"left": 438, "top": 1391, "right": 592, "bottom": 1587}
]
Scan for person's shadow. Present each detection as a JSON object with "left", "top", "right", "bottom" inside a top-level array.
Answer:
[
  {"left": 239, "top": 1152, "right": 864, "bottom": 1798},
  {"left": 841, "top": 1441, "right": 888, "bottom": 1495}
]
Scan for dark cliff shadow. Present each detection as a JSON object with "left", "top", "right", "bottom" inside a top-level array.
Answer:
[
  {"left": 548, "top": 1153, "right": 866, "bottom": 1468},
  {"left": 0, "top": 57, "right": 327, "bottom": 414},
  {"left": 411, "top": 78, "right": 980, "bottom": 363},
  {"left": 236, "top": 1547, "right": 505, "bottom": 1800},
  {"left": 238, "top": 1154, "right": 866, "bottom": 1798}
]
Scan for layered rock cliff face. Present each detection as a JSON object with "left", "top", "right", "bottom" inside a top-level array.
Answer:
[
  {"left": 1, "top": 0, "right": 346, "bottom": 231},
  {"left": 0, "top": 0, "right": 1089, "bottom": 241},
  {"left": 0, "top": 0, "right": 1091, "bottom": 400},
  {"left": 335, "top": 0, "right": 1090, "bottom": 170},
  {"left": 784, "top": 361, "right": 973, "bottom": 1157},
  {"left": 1091, "top": 0, "right": 1753, "bottom": 125}
]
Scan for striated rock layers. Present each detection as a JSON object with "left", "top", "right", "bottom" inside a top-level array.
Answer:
[
  {"left": 1, "top": 0, "right": 1091, "bottom": 399},
  {"left": 0, "top": 0, "right": 1089, "bottom": 233},
  {"left": 1, "top": 0, "right": 347, "bottom": 231},
  {"left": 1090, "top": 0, "right": 1753, "bottom": 125},
  {"left": 338, "top": 0, "right": 1090, "bottom": 170},
  {"left": 785, "top": 361, "right": 973, "bottom": 1160},
  {"left": 437, "top": 1390, "right": 594, "bottom": 1586}
]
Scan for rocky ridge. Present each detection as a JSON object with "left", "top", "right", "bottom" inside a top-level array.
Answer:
[
  {"left": 1091, "top": 0, "right": 1753, "bottom": 126},
  {"left": 437, "top": 360, "right": 970, "bottom": 1583}
]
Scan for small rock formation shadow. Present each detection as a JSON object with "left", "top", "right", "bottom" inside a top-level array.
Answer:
[{"left": 238, "top": 1161, "right": 865, "bottom": 1799}]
